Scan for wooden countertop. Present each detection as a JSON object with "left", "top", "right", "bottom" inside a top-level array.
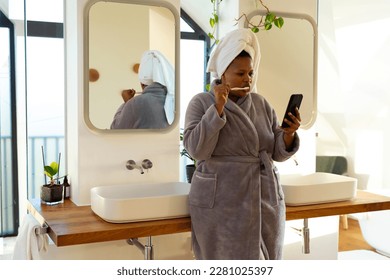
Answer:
[
  {"left": 27, "top": 199, "right": 191, "bottom": 247},
  {"left": 27, "top": 190, "right": 390, "bottom": 247},
  {"left": 285, "top": 190, "right": 390, "bottom": 220}
]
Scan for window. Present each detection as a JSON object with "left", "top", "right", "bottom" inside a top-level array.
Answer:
[
  {"left": 180, "top": 9, "right": 210, "bottom": 128},
  {"left": 25, "top": 0, "right": 65, "bottom": 199},
  {"left": 0, "top": 9, "right": 19, "bottom": 237},
  {"left": 179, "top": 9, "right": 210, "bottom": 182}
]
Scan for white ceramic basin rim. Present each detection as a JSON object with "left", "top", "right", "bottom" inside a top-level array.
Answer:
[
  {"left": 91, "top": 182, "right": 190, "bottom": 223},
  {"left": 281, "top": 172, "right": 357, "bottom": 206}
]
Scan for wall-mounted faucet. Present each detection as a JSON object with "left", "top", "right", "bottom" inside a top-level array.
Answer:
[
  {"left": 141, "top": 159, "right": 153, "bottom": 170},
  {"left": 126, "top": 160, "right": 144, "bottom": 174},
  {"left": 126, "top": 159, "right": 153, "bottom": 174}
]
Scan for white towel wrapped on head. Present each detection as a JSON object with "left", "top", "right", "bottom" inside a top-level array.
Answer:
[
  {"left": 12, "top": 214, "right": 48, "bottom": 260},
  {"left": 206, "top": 28, "right": 261, "bottom": 92},
  {"left": 138, "top": 50, "right": 175, "bottom": 125}
]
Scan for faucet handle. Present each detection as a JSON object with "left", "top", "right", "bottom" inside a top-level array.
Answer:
[
  {"left": 141, "top": 159, "right": 153, "bottom": 170},
  {"left": 126, "top": 160, "right": 136, "bottom": 170}
]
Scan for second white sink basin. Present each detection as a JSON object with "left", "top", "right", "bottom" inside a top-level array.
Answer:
[
  {"left": 91, "top": 182, "right": 190, "bottom": 223},
  {"left": 281, "top": 172, "right": 357, "bottom": 206}
]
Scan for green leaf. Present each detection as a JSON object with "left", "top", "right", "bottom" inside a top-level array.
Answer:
[
  {"left": 210, "top": 18, "right": 215, "bottom": 28},
  {"left": 265, "top": 22, "right": 273, "bottom": 30},
  {"left": 206, "top": 84, "right": 211, "bottom": 91},
  {"left": 214, "top": 14, "right": 219, "bottom": 24},
  {"left": 50, "top": 161, "right": 59, "bottom": 174},
  {"left": 44, "top": 161, "right": 59, "bottom": 178},
  {"left": 274, "top": 17, "right": 284, "bottom": 29},
  {"left": 44, "top": 166, "right": 54, "bottom": 178},
  {"left": 265, "top": 13, "right": 276, "bottom": 23},
  {"left": 251, "top": 27, "right": 260, "bottom": 33}
]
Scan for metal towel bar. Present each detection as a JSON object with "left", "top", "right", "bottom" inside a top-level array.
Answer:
[{"left": 34, "top": 223, "right": 49, "bottom": 235}]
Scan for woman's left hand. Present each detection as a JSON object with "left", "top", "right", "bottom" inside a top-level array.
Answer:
[
  {"left": 282, "top": 107, "right": 301, "bottom": 150},
  {"left": 282, "top": 107, "right": 301, "bottom": 135}
]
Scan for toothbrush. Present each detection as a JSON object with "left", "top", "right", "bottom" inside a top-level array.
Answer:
[{"left": 231, "top": 87, "right": 250, "bottom": 91}]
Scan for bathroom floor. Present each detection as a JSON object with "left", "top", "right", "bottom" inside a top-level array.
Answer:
[
  {"left": 0, "top": 236, "right": 17, "bottom": 260},
  {"left": 338, "top": 217, "right": 390, "bottom": 260},
  {"left": 338, "top": 217, "right": 374, "bottom": 252}
]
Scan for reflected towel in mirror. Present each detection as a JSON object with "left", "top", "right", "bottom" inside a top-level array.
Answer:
[{"left": 138, "top": 50, "right": 175, "bottom": 125}]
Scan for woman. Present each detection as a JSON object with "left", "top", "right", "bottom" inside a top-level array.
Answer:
[
  {"left": 110, "top": 50, "right": 175, "bottom": 129},
  {"left": 183, "top": 28, "right": 301, "bottom": 260}
]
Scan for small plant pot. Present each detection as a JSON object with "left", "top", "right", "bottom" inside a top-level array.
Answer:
[
  {"left": 186, "top": 164, "right": 196, "bottom": 183},
  {"left": 41, "top": 184, "right": 64, "bottom": 205}
]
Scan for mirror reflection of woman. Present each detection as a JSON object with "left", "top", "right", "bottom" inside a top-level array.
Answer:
[
  {"left": 183, "top": 28, "right": 301, "bottom": 260},
  {"left": 110, "top": 50, "right": 174, "bottom": 129}
]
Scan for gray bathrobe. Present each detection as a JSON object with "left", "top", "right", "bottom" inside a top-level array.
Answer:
[
  {"left": 183, "top": 89, "right": 299, "bottom": 260},
  {"left": 110, "top": 82, "right": 168, "bottom": 129}
]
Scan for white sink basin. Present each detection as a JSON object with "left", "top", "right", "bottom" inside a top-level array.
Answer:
[
  {"left": 281, "top": 172, "right": 357, "bottom": 206},
  {"left": 91, "top": 182, "right": 190, "bottom": 223}
]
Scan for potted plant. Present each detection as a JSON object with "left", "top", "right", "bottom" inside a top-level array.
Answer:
[
  {"left": 40, "top": 149, "right": 64, "bottom": 205},
  {"left": 180, "top": 132, "right": 196, "bottom": 183}
]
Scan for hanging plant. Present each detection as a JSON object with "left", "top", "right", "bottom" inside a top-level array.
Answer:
[
  {"left": 208, "top": 0, "right": 284, "bottom": 44},
  {"left": 208, "top": 0, "right": 223, "bottom": 45},
  {"left": 237, "top": 0, "right": 284, "bottom": 33}
]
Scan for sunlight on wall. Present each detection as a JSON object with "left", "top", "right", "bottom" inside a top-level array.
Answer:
[
  {"left": 317, "top": 0, "right": 390, "bottom": 191},
  {"left": 354, "top": 130, "right": 383, "bottom": 190}
]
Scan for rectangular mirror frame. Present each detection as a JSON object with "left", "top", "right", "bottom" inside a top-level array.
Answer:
[{"left": 83, "top": 0, "right": 180, "bottom": 134}]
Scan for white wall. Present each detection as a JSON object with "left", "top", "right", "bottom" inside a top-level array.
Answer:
[
  {"left": 59, "top": 0, "right": 193, "bottom": 261},
  {"left": 180, "top": 0, "right": 211, "bottom": 35},
  {"left": 181, "top": 0, "right": 317, "bottom": 42},
  {"left": 0, "top": 0, "right": 23, "bottom": 19},
  {"left": 39, "top": 233, "right": 193, "bottom": 260},
  {"left": 65, "top": 0, "right": 180, "bottom": 206},
  {"left": 316, "top": 0, "right": 390, "bottom": 191},
  {"left": 0, "top": 0, "right": 8, "bottom": 15}
]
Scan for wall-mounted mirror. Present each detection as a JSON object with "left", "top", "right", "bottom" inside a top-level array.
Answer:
[
  {"left": 84, "top": 0, "right": 179, "bottom": 132},
  {"left": 246, "top": 11, "right": 318, "bottom": 129}
]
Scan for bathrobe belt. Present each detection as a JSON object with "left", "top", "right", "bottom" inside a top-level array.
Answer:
[{"left": 210, "top": 152, "right": 272, "bottom": 171}]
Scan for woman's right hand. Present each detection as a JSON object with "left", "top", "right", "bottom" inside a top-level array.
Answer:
[
  {"left": 213, "top": 83, "right": 230, "bottom": 116},
  {"left": 121, "top": 89, "right": 136, "bottom": 102}
]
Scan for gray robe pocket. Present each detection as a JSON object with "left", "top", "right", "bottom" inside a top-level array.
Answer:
[{"left": 189, "top": 171, "right": 217, "bottom": 208}]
